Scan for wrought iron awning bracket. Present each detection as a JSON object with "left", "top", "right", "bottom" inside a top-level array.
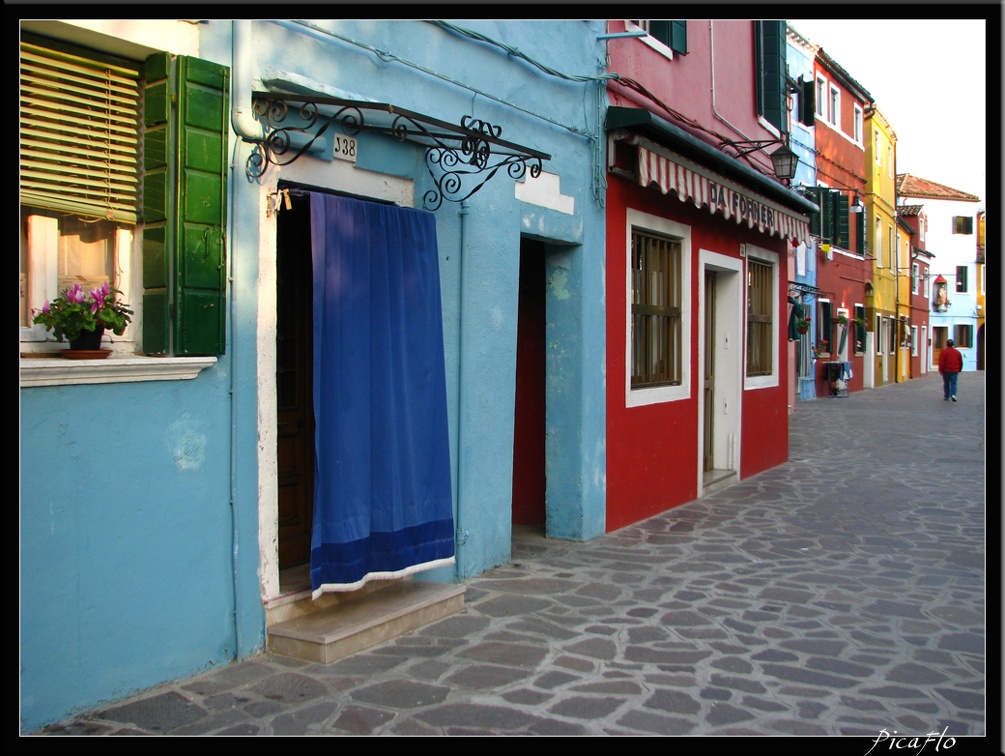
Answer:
[{"left": 246, "top": 93, "right": 550, "bottom": 210}]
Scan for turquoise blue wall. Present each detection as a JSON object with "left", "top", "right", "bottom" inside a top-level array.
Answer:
[
  {"left": 19, "top": 365, "right": 262, "bottom": 732},
  {"left": 243, "top": 19, "right": 608, "bottom": 577}
]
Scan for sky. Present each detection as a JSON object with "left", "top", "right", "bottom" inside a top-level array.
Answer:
[{"left": 788, "top": 18, "right": 989, "bottom": 207}]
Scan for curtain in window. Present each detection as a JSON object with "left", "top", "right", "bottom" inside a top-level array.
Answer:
[{"left": 309, "top": 193, "right": 455, "bottom": 597}]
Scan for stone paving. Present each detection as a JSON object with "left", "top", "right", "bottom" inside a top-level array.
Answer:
[{"left": 32, "top": 371, "right": 986, "bottom": 737}]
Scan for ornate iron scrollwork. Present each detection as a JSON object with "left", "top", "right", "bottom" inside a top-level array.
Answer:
[
  {"left": 245, "top": 95, "right": 548, "bottom": 210},
  {"left": 246, "top": 97, "right": 365, "bottom": 179}
]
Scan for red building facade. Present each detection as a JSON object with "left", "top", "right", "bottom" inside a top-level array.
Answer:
[
  {"left": 602, "top": 20, "right": 815, "bottom": 530},
  {"left": 809, "top": 49, "right": 872, "bottom": 397},
  {"left": 900, "top": 206, "right": 934, "bottom": 378}
]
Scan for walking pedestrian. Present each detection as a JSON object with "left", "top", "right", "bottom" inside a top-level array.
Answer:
[{"left": 939, "top": 338, "right": 963, "bottom": 401}]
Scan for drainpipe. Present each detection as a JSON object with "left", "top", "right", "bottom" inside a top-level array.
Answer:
[
  {"left": 454, "top": 201, "right": 470, "bottom": 581},
  {"left": 227, "top": 19, "right": 260, "bottom": 659},
  {"left": 709, "top": 20, "right": 772, "bottom": 175},
  {"left": 232, "top": 20, "right": 260, "bottom": 140}
]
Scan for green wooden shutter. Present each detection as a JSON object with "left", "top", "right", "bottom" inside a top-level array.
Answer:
[
  {"left": 757, "top": 21, "right": 787, "bottom": 133},
  {"left": 856, "top": 204, "right": 866, "bottom": 255},
  {"left": 142, "top": 52, "right": 172, "bottom": 354},
  {"left": 142, "top": 52, "right": 229, "bottom": 356},
  {"left": 175, "top": 56, "right": 229, "bottom": 356},
  {"left": 832, "top": 191, "right": 849, "bottom": 249},
  {"left": 806, "top": 187, "right": 822, "bottom": 237},
  {"left": 669, "top": 21, "right": 688, "bottom": 54},
  {"left": 20, "top": 39, "right": 141, "bottom": 223},
  {"left": 800, "top": 77, "right": 815, "bottom": 126}
]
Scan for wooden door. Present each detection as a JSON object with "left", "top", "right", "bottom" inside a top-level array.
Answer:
[{"left": 276, "top": 193, "right": 314, "bottom": 569}]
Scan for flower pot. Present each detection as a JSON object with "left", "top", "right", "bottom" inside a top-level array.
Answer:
[
  {"left": 65, "top": 327, "right": 108, "bottom": 358},
  {"left": 797, "top": 325, "right": 809, "bottom": 334}
]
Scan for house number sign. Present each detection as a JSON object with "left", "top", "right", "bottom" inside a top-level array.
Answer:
[{"left": 334, "top": 136, "right": 358, "bottom": 163}]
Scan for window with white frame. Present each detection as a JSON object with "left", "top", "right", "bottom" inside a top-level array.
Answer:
[
  {"left": 854, "top": 303, "right": 866, "bottom": 355},
  {"left": 911, "top": 325, "right": 919, "bottom": 356},
  {"left": 627, "top": 20, "right": 687, "bottom": 59},
  {"left": 875, "top": 314, "right": 883, "bottom": 355},
  {"left": 829, "top": 84, "right": 840, "bottom": 126},
  {"left": 818, "top": 299, "right": 832, "bottom": 357},
  {"left": 816, "top": 76, "right": 827, "bottom": 119},
  {"left": 745, "top": 247, "right": 779, "bottom": 387},
  {"left": 887, "top": 317, "right": 896, "bottom": 355},
  {"left": 853, "top": 105, "right": 863, "bottom": 144},
  {"left": 626, "top": 210, "right": 690, "bottom": 406},
  {"left": 874, "top": 218, "right": 883, "bottom": 267},
  {"left": 912, "top": 262, "right": 921, "bottom": 295},
  {"left": 20, "top": 36, "right": 229, "bottom": 358}
]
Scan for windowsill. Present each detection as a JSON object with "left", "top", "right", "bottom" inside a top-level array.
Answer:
[{"left": 19, "top": 353, "right": 217, "bottom": 388}]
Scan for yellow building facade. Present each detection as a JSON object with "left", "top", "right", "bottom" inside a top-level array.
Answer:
[{"left": 865, "top": 106, "right": 898, "bottom": 386}]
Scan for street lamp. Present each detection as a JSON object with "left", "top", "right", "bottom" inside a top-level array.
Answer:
[{"left": 769, "top": 143, "right": 799, "bottom": 181}]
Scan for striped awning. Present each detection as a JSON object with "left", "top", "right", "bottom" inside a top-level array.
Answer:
[{"left": 637, "top": 145, "right": 811, "bottom": 245}]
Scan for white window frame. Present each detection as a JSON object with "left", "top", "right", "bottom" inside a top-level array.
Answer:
[
  {"left": 853, "top": 303, "right": 866, "bottom": 356},
  {"left": 743, "top": 244, "right": 779, "bottom": 390},
  {"left": 816, "top": 75, "right": 827, "bottom": 119},
  {"left": 829, "top": 84, "right": 840, "bottom": 126},
  {"left": 835, "top": 307, "right": 851, "bottom": 362},
  {"left": 625, "top": 209, "right": 691, "bottom": 407},
  {"left": 875, "top": 218, "right": 883, "bottom": 268},
  {"left": 875, "top": 314, "right": 883, "bottom": 355},
  {"left": 912, "top": 262, "right": 921, "bottom": 295},
  {"left": 853, "top": 105, "right": 863, "bottom": 144},
  {"left": 911, "top": 325, "right": 919, "bottom": 356},
  {"left": 20, "top": 212, "right": 136, "bottom": 350},
  {"left": 626, "top": 20, "right": 676, "bottom": 61}
]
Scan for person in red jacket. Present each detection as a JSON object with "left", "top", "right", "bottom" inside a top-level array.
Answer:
[{"left": 938, "top": 338, "right": 964, "bottom": 402}]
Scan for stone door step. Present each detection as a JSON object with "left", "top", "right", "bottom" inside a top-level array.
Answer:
[{"left": 267, "top": 581, "right": 465, "bottom": 664}]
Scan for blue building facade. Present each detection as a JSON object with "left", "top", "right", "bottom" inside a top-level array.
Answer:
[
  {"left": 786, "top": 25, "right": 820, "bottom": 400},
  {"left": 20, "top": 18, "right": 609, "bottom": 731}
]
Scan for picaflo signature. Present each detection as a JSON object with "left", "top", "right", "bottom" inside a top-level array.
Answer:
[{"left": 864, "top": 728, "right": 956, "bottom": 756}]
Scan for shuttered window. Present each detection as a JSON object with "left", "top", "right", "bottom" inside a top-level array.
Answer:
[
  {"left": 631, "top": 230, "right": 682, "bottom": 388},
  {"left": 20, "top": 40, "right": 141, "bottom": 224},
  {"left": 755, "top": 20, "right": 787, "bottom": 134},
  {"left": 746, "top": 259, "right": 773, "bottom": 376}
]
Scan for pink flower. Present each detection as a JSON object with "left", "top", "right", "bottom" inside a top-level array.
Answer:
[{"left": 42, "top": 301, "right": 51, "bottom": 314}]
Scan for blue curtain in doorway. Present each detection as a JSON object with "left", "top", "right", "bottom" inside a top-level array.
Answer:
[{"left": 309, "top": 193, "right": 455, "bottom": 597}]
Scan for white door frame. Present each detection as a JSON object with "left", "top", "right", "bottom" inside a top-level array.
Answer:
[{"left": 697, "top": 249, "right": 742, "bottom": 495}]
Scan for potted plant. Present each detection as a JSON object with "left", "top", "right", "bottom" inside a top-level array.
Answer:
[
  {"left": 813, "top": 339, "right": 829, "bottom": 359},
  {"left": 835, "top": 313, "right": 849, "bottom": 327},
  {"left": 32, "top": 282, "right": 132, "bottom": 357},
  {"left": 796, "top": 316, "right": 811, "bottom": 334}
]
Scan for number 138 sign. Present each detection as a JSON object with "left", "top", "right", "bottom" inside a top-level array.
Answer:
[{"left": 334, "top": 136, "right": 358, "bottom": 163}]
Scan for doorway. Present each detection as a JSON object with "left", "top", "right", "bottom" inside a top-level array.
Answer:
[
  {"left": 699, "top": 254, "right": 741, "bottom": 494},
  {"left": 512, "top": 239, "right": 546, "bottom": 527},
  {"left": 276, "top": 190, "right": 314, "bottom": 573}
]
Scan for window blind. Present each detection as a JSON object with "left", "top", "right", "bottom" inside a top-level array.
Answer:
[{"left": 20, "top": 41, "right": 141, "bottom": 223}]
